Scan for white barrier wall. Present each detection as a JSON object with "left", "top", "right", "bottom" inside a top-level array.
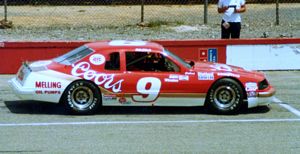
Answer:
[{"left": 226, "top": 44, "right": 300, "bottom": 70}]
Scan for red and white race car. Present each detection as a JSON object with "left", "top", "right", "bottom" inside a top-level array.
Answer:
[{"left": 9, "top": 40, "right": 276, "bottom": 114}]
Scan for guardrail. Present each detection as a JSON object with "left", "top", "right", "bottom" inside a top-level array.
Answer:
[{"left": 0, "top": 38, "right": 299, "bottom": 74}]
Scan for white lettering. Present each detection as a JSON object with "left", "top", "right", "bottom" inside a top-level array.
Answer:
[
  {"left": 71, "top": 62, "right": 124, "bottom": 93},
  {"left": 245, "top": 82, "right": 258, "bottom": 92},
  {"left": 135, "top": 48, "right": 152, "bottom": 52},
  {"left": 84, "top": 70, "right": 97, "bottom": 80},
  {"left": 198, "top": 72, "right": 214, "bottom": 80},
  {"left": 217, "top": 72, "right": 240, "bottom": 78},
  {"left": 71, "top": 62, "right": 90, "bottom": 76}
]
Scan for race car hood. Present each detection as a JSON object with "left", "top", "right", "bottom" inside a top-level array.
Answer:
[
  {"left": 193, "top": 62, "right": 244, "bottom": 71},
  {"left": 192, "top": 62, "right": 265, "bottom": 80}
]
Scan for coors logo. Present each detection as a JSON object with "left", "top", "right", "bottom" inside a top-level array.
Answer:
[{"left": 71, "top": 62, "right": 123, "bottom": 93}]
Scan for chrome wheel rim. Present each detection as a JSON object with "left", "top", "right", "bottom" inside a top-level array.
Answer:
[
  {"left": 213, "top": 85, "right": 237, "bottom": 109},
  {"left": 71, "top": 86, "right": 94, "bottom": 109}
]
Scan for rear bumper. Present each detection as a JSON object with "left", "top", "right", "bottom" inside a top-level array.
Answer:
[
  {"left": 247, "top": 86, "right": 276, "bottom": 108},
  {"left": 8, "top": 77, "right": 34, "bottom": 100}
]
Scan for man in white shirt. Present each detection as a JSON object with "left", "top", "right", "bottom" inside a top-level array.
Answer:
[{"left": 218, "top": 0, "right": 246, "bottom": 39}]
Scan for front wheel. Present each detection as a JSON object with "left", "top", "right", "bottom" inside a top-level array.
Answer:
[
  {"left": 206, "top": 78, "right": 244, "bottom": 114},
  {"left": 62, "top": 80, "right": 102, "bottom": 115}
]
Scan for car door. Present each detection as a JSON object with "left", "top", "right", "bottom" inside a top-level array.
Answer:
[{"left": 120, "top": 51, "right": 202, "bottom": 106}]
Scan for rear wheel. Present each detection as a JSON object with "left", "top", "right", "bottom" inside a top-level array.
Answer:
[
  {"left": 207, "top": 78, "right": 244, "bottom": 114},
  {"left": 62, "top": 80, "right": 101, "bottom": 115}
]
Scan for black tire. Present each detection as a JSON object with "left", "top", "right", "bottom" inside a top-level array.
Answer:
[
  {"left": 206, "top": 78, "right": 244, "bottom": 114},
  {"left": 62, "top": 80, "right": 102, "bottom": 115}
]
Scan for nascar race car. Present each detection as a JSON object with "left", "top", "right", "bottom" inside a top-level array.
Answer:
[{"left": 8, "top": 40, "right": 276, "bottom": 114}]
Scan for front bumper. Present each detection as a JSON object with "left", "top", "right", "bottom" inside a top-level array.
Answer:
[
  {"left": 8, "top": 77, "right": 35, "bottom": 100},
  {"left": 247, "top": 86, "right": 276, "bottom": 108}
]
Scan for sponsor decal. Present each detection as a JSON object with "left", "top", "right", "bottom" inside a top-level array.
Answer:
[
  {"left": 198, "top": 72, "right": 214, "bottom": 80},
  {"left": 217, "top": 72, "right": 240, "bottom": 78},
  {"left": 168, "top": 74, "right": 189, "bottom": 80},
  {"left": 89, "top": 54, "right": 105, "bottom": 65},
  {"left": 247, "top": 91, "right": 257, "bottom": 97},
  {"left": 245, "top": 82, "right": 258, "bottom": 92},
  {"left": 103, "top": 94, "right": 117, "bottom": 100},
  {"left": 199, "top": 48, "right": 218, "bottom": 62},
  {"left": 165, "top": 74, "right": 188, "bottom": 82},
  {"left": 179, "top": 75, "right": 189, "bottom": 81},
  {"left": 185, "top": 72, "right": 195, "bottom": 75},
  {"left": 169, "top": 74, "right": 179, "bottom": 79},
  {"left": 164, "top": 78, "right": 179, "bottom": 83},
  {"left": 35, "top": 81, "right": 62, "bottom": 88},
  {"left": 71, "top": 62, "right": 124, "bottom": 93},
  {"left": 119, "top": 97, "right": 128, "bottom": 104},
  {"left": 35, "top": 90, "right": 61, "bottom": 95},
  {"left": 135, "top": 48, "right": 152, "bottom": 52},
  {"left": 208, "top": 48, "right": 218, "bottom": 62}
]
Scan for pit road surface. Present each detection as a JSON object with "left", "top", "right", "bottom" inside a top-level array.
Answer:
[{"left": 0, "top": 71, "right": 300, "bottom": 153}]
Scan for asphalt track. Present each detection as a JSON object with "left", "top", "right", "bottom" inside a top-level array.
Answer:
[{"left": 0, "top": 71, "right": 300, "bottom": 153}]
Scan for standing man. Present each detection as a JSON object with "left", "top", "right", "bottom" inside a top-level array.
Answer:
[{"left": 218, "top": 0, "right": 246, "bottom": 39}]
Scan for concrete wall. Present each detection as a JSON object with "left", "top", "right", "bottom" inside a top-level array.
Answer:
[{"left": 0, "top": 38, "right": 299, "bottom": 74}]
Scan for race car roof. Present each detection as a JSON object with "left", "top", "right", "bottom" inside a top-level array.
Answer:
[{"left": 84, "top": 40, "right": 164, "bottom": 52}]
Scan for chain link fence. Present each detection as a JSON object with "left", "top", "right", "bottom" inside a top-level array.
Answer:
[{"left": 0, "top": 0, "right": 299, "bottom": 38}]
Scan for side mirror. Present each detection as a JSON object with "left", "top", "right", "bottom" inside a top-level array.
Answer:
[{"left": 189, "top": 61, "right": 195, "bottom": 67}]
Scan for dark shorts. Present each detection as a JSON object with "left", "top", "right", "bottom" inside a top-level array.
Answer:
[{"left": 221, "top": 20, "right": 241, "bottom": 39}]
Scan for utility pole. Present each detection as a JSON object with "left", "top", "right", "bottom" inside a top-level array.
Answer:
[
  {"left": 4, "top": 0, "right": 8, "bottom": 21},
  {"left": 204, "top": 0, "right": 208, "bottom": 24},
  {"left": 141, "top": 0, "right": 144, "bottom": 23},
  {"left": 276, "top": 0, "right": 279, "bottom": 25}
]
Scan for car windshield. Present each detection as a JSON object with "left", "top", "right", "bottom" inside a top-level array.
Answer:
[
  {"left": 163, "top": 49, "right": 192, "bottom": 69},
  {"left": 53, "top": 45, "right": 94, "bottom": 65}
]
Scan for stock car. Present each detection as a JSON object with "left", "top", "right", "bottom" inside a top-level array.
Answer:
[{"left": 8, "top": 40, "right": 276, "bottom": 114}]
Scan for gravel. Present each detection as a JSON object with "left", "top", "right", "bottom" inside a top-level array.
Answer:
[{"left": 1, "top": 23, "right": 299, "bottom": 41}]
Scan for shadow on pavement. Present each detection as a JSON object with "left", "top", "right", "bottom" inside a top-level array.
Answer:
[
  {"left": 4, "top": 100, "right": 270, "bottom": 115},
  {"left": 4, "top": 100, "right": 66, "bottom": 115},
  {"left": 240, "top": 106, "right": 271, "bottom": 115}
]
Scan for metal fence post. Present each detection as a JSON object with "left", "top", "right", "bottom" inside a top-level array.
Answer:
[
  {"left": 276, "top": 0, "right": 279, "bottom": 25},
  {"left": 4, "top": 0, "right": 8, "bottom": 21},
  {"left": 204, "top": 0, "right": 208, "bottom": 24},
  {"left": 141, "top": 0, "right": 144, "bottom": 23}
]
